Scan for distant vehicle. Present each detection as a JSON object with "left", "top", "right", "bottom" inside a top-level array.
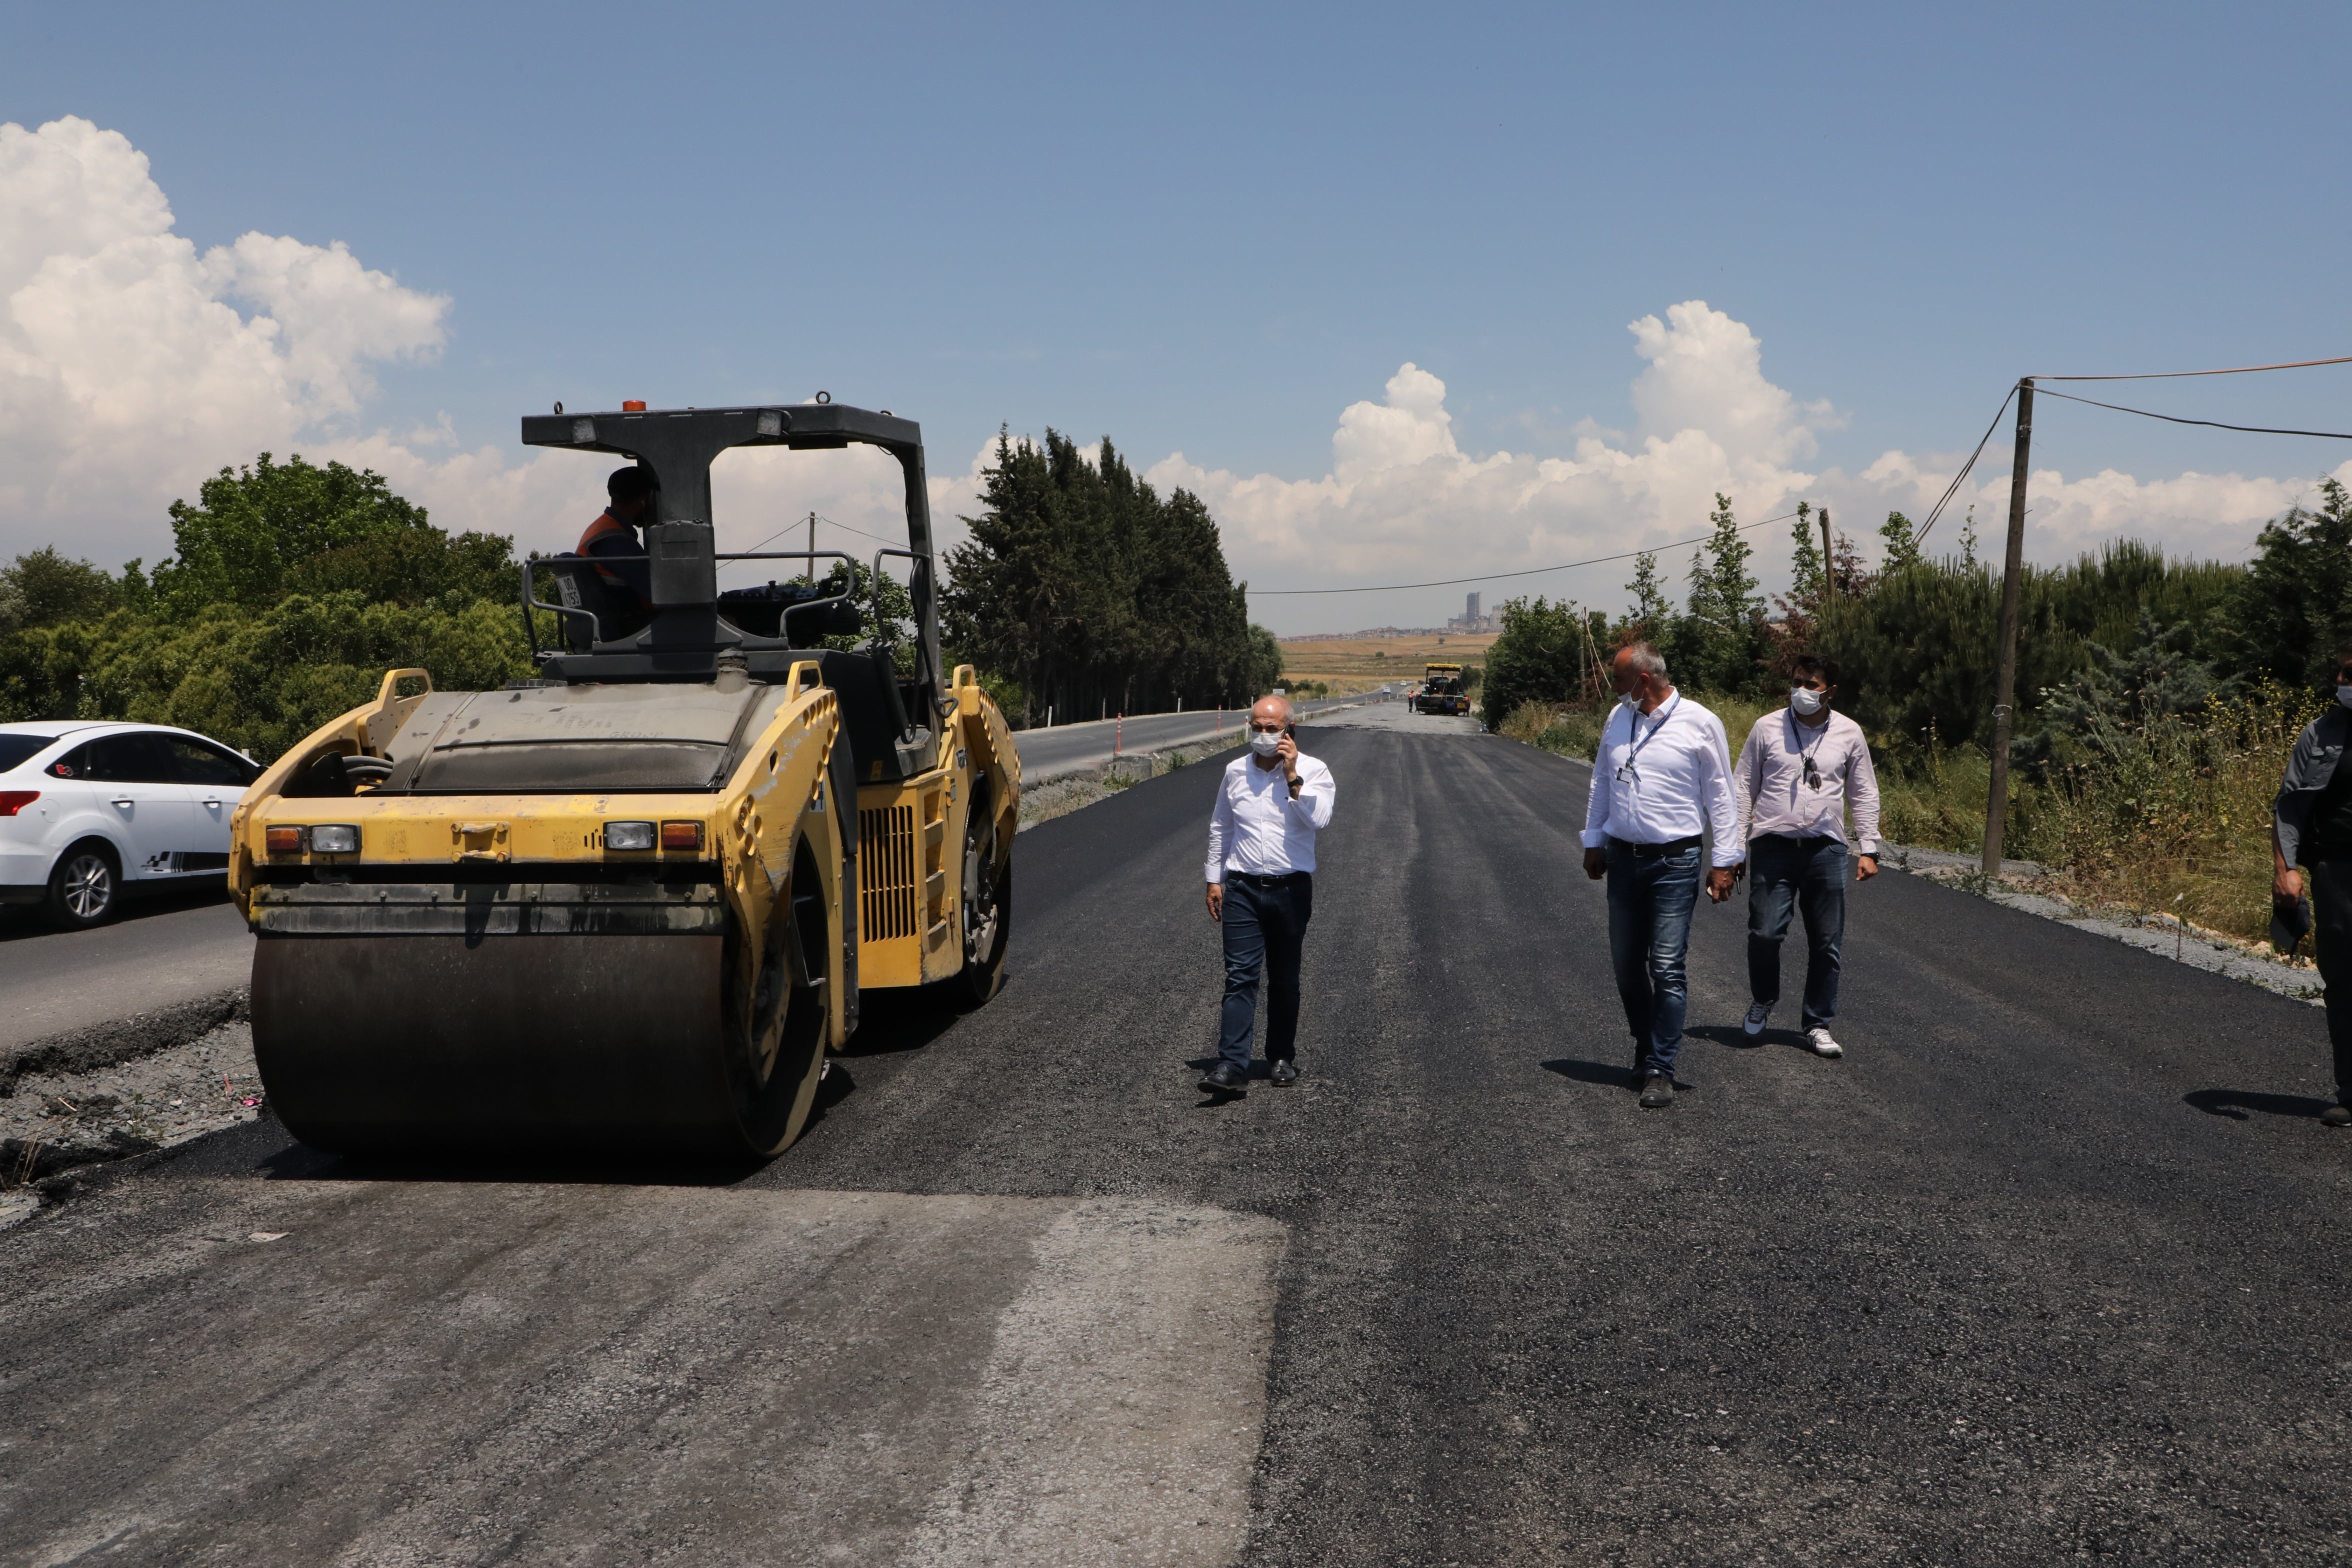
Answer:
[
  {"left": 1416, "top": 664, "right": 1470, "bottom": 716},
  {"left": 0, "top": 721, "right": 262, "bottom": 929}
]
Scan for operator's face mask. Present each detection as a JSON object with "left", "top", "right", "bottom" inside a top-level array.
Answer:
[{"left": 1790, "top": 686, "right": 1828, "bottom": 716}]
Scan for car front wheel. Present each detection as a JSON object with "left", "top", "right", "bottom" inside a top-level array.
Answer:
[{"left": 44, "top": 842, "right": 120, "bottom": 930}]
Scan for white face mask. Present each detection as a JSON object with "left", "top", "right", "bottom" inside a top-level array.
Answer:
[
  {"left": 2338, "top": 684, "right": 2352, "bottom": 710},
  {"left": 1617, "top": 690, "right": 1638, "bottom": 708},
  {"left": 1790, "top": 686, "right": 1828, "bottom": 716},
  {"left": 1250, "top": 730, "right": 1284, "bottom": 756}
]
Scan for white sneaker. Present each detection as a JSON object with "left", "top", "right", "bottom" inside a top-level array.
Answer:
[
  {"left": 1742, "top": 1002, "right": 1771, "bottom": 1038},
  {"left": 1805, "top": 1026, "right": 1844, "bottom": 1059}
]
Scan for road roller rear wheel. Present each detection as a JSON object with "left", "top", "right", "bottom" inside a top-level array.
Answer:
[
  {"left": 950, "top": 784, "right": 1012, "bottom": 1008},
  {"left": 724, "top": 836, "right": 834, "bottom": 1156}
]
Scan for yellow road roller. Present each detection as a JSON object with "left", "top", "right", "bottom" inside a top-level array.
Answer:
[{"left": 228, "top": 402, "right": 1018, "bottom": 1158}]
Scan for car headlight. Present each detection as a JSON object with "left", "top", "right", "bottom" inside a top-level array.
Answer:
[{"left": 604, "top": 820, "right": 656, "bottom": 851}]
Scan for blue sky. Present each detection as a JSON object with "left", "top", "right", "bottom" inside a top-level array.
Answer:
[{"left": 5, "top": 0, "right": 2348, "bottom": 632}]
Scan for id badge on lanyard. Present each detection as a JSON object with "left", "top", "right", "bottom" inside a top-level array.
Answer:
[{"left": 1616, "top": 695, "right": 1680, "bottom": 786}]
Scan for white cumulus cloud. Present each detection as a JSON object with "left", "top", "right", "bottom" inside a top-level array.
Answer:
[
  {"left": 0, "top": 116, "right": 450, "bottom": 559},
  {"left": 1146, "top": 304, "right": 2352, "bottom": 630}
]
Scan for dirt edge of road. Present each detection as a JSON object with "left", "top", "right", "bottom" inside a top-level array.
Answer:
[{"left": 0, "top": 984, "right": 248, "bottom": 1096}]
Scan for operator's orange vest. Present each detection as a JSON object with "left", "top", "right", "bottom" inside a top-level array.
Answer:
[{"left": 576, "top": 510, "right": 637, "bottom": 593}]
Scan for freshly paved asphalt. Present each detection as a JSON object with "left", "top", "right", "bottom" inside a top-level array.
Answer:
[{"left": 8, "top": 715, "right": 2352, "bottom": 1564}]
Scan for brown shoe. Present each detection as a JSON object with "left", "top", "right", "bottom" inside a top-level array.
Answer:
[{"left": 2323, "top": 1104, "right": 2351, "bottom": 1128}]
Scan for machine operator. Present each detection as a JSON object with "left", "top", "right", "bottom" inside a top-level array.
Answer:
[{"left": 576, "top": 466, "right": 658, "bottom": 613}]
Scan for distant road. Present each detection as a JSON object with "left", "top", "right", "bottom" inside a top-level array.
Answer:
[
  {"left": 0, "top": 892, "right": 250, "bottom": 1054},
  {"left": 1010, "top": 694, "right": 1378, "bottom": 782}
]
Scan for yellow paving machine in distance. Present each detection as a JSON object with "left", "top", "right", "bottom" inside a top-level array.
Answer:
[{"left": 228, "top": 402, "right": 1018, "bottom": 1159}]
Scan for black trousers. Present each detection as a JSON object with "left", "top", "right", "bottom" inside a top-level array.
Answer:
[
  {"left": 1218, "top": 874, "right": 1312, "bottom": 1069},
  {"left": 2310, "top": 862, "right": 2352, "bottom": 1101}
]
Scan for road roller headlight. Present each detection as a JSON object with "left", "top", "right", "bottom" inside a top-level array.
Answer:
[
  {"left": 660, "top": 820, "right": 704, "bottom": 852},
  {"left": 310, "top": 824, "right": 360, "bottom": 854},
  {"left": 604, "top": 820, "right": 656, "bottom": 851},
  {"left": 266, "top": 826, "right": 304, "bottom": 855}
]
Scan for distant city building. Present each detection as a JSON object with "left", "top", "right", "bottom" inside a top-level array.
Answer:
[{"left": 1445, "top": 590, "right": 1496, "bottom": 635}]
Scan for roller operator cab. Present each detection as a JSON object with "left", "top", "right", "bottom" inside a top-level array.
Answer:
[
  {"left": 229, "top": 402, "right": 1020, "bottom": 1160},
  {"left": 1416, "top": 664, "right": 1468, "bottom": 716}
]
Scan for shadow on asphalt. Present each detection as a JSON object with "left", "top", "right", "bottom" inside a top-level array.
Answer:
[
  {"left": 1683, "top": 1022, "right": 1814, "bottom": 1054},
  {"left": 1541, "top": 1058, "right": 1641, "bottom": 1090},
  {"left": 0, "top": 882, "right": 233, "bottom": 942},
  {"left": 2182, "top": 1088, "right": 2336, "bottom": 1122}
]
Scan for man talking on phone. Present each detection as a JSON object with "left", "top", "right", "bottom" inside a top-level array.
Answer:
[{"left": 1202, "top": 694, "right": 1338, "bottom": 1094}]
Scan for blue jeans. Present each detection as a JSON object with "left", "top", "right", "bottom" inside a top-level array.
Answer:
[
  {"left": 1218, "top": 874, "right": 1312, "bottom": 1070},
  {"left": 1606, "top": 840, "right": 1703, "bottom": 1077},
  {"left": 1746, "top": 834, "right": 1848, "bottom": 1030}
]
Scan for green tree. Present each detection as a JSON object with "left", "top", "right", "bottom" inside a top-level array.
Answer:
[
  {"left": 152, "top": 452, "right": 512, "bottom": 611},
  {"left": 1674, "top": 493, "right": 1764, "bottom": 694},
  {"left": 941, "top": 428, "right": 1273, "bottom": 724},
  {"left": 1879, "top": 510, "right": 1923, "bottom": 576},
  {"left": 1787, "top": 502, "right": 1825, "bottom": 610},
  {"left": 1622, "top": 550, "right": 1670, "bottom": 636},
  {"left": 2228, "top": 476, "right": 2352, "bottom": 688},
  {"left": 0, "top": 548, "right": 123, "bottom": 632},
  {"left": 1480, "top": 596, "right": 1592, "bottom": 731}
]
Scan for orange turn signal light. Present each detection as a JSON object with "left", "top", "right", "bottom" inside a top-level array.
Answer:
[
  {"left": 622, "top": 399, "right": 647, "bottom": 412},
  {"left": 659, "top": 820, "right": 702, "bottom": 852},
  {"left": 265, "top": 826, "right": 304, "bottom": 854}
]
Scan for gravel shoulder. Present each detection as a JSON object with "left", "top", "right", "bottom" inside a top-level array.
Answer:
[{"left": 0, "top": 1020, "right": 264, "bottom": 1211}]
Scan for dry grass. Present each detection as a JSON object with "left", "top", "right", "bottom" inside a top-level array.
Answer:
[{"left": 1279, "top": 631, "right": 1499, "bottom": 696}]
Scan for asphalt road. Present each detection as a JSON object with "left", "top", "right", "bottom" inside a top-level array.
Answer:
[
  {"left": 0, "top": 887, "right": 250, "bottom": 1052},
  {"left": 8, "top": 718, "right": 2352, "bottom": 1564},
  {"left": 1013, "top": 696, "right": 1366, "bottom": 781}
]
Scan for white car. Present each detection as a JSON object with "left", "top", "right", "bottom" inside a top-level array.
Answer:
[{"left": 0, "top": 721, "right": 262, "bottom": 930}]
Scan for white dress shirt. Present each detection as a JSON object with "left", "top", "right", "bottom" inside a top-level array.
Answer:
[
  {"left": 1206, "top": 752, "right": 1336, "bottom": 882},
  {"left": 1578, "top": 692, "right": 1743, "bottom": 868},
  {"left": 1734, "top": 708, "right": 1882, "bottom": 854}
]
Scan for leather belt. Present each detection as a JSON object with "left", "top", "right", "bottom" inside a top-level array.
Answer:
[
  {"left": 1606, "top": 834, "right": 1703, "bottom": 860},
  {"left": 1228, "top": 870, "right": 1310, "bottom": 889}
]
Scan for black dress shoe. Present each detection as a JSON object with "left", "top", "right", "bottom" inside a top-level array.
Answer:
[
  {"left": 2324, "top": 1103, "right": 2352, "bottom": 1128},
  {"left": 1269, "top": 1059, "right": 1299, "bottom": 1086},
  {"left": 1200, "top": 1061, "right": 1248, "bottom": 1094},
  {"left": 1639, "top": 1073, "right": 1676, "bottom": 1109}
]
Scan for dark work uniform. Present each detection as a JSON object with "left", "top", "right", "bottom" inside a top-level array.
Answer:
[
  {"left": 2278, "top": 704, "right": 2352, "bottom": 1106},
  {"left": 2302, "top": 756, "right": 2352, "bottom": 1100}
]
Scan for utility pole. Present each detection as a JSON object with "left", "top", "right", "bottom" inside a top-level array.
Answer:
[
  {"left": 806, "top": 511, "right": 816, "bottom": 583},
  {"left": 1819, "top": 508, "right": 1836, "bottom": 602},
  {"left": 1982, "top": 379, "right": 2034, "bottom": 876}
]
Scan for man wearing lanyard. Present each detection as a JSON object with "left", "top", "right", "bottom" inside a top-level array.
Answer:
[
  {"left": 1734, "top": 654, "right": 1881, "bottom": 1058},
  {"left": 1581, "top": 642, "right": 1742, "bottom": 1109},
  {"left": 1202, "top": 695, "right": 1338, "bottom": 1094}
]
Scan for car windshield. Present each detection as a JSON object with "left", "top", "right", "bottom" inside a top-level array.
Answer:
[{"left": 0, "top": 735, "right": 54, "bottom": 773}]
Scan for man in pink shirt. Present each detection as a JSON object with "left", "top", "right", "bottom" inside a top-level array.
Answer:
[{"left": 1732, "top": 654, "right": 1881, "bottom": 1058}]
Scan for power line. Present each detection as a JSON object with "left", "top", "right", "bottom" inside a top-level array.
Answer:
[
  {"left": 724, "top": 512, "right": 902, "bottom": 568},
  {"left": 2032, "top": 385, "right": 2352, "bottom": 442},
  {"left": 1914, "top": 385, "right": 2019, "bottom": 548},
  {"left": 2036, "top": 354, "right": 2352, "bottom": 382},
  {"left": 1250, "top": 510, "right": 1804, "bottom": 596}
]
